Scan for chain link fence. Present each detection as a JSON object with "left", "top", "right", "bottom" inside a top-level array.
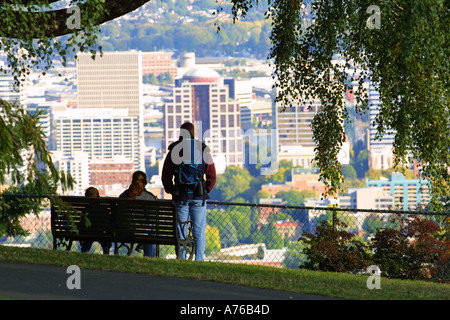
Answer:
[{"left": 1, "top": 197, "right": 449, "bottom": 280}]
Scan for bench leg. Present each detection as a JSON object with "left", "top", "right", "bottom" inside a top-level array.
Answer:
[
  {"left": 67, "top": 239, "right": 73, "bottom": 251},
  {"left": 177, "top": 220, "right": 195, "bottom": 260},
  {"left": 114, "top": 242, "right": 134, "bottom": 255},
  {"left": 53, "top": 237, "right": 73, "bottom": 251},
  {"left": 126, "top": 243, "right": 134, "bottom": 256}
]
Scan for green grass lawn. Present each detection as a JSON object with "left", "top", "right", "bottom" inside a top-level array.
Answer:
[{"left": 0, "top": 245, "right": 448, "bottom": 300}]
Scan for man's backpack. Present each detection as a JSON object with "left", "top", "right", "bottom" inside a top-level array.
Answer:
[
  {"left": 173, "top": 139, "right": 206, "bottom": 200},
  {"left": 175, "top": 162, "right": 203, "bottom": 188}
]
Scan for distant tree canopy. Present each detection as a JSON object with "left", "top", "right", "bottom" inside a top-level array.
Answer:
[{"left": 1, "top": 0, "right": 449, "bottom": 210}]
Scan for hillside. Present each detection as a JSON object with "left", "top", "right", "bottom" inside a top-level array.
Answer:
[{"left": 97, "top": 0, "right": 272, "bottom": 58}]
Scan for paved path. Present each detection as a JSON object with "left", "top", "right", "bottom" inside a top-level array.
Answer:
[{"left": 0, "top": 261, "right": 338, "bottom": 301}]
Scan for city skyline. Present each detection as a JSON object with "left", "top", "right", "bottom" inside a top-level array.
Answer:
[{"left": 0, "top": 49, "right": 429, "bottom": 209}]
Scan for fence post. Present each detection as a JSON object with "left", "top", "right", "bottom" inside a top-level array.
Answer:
[{"left": 332, "top": 210, "right": 336, "bottom": 230}]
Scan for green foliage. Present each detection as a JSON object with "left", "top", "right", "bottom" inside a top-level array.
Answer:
[
  {"left": 207, "top": 209, "right": 239, "bottom": 247},
  {"left": 143, "top": 72, "right": 173, "bottom": 85},
  {"left": 213, "top": 166, "right": 255, "bottom": 201},
  {"left": 1, "top": 101, "right": 74, "bottom": 188},
  {"left": 365, "top": 168, "right": 416, "bottom": 180},
  {"left": 299, "top": 220, "right": 371, "bottom": 273},
  {"left": 341, "top": 164, "right": 357, "bottom": 179},
  {"left": 0, "top": 100, "right": 74, "bottom": 237},
  {"left": 99, "top": 9, "right": 272, "bottom": 58},
  {"left": 277, "top": 189, "right": 318, "bottom": 206},
  {"left": 0, "top": 0, "right": 101, "bottom": 238},
  {"left": 253, "top": 189, "right": 270, "bottom": 203},
  {"left": 227, "top": 209, "right": 252, "bottom": 242},
  {"left": 263, "top": 160, "right": 292, "bottom": 183},
  {"left": 362, "top": 213, "right": 385, "bottom": 236},
  {"left": 260, "top": 223, "right": 284, "bottom": 249},
  {"left": 205, "top": 225, "right": 221, "bottom": 254},
  {"left": 1, "top": 184, "right": 49, "bottom": 238},
  {"left": 283, "top": 239, "right": 309, "bottom": 269}
]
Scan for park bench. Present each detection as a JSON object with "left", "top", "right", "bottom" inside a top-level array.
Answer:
[{"left": 50, "top": 196, "right": 194, "bottom": 259}]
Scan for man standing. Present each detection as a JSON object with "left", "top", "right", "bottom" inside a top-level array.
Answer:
[{"left": 162, "top": 122, "right": 216, "bottom": 261}]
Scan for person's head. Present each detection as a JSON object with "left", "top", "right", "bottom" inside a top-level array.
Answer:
[
  {"left": 85, "top": 187, "right": 99, "bottom": 198},
  {"left": 131, "top": 170, "right": 148, "bottom": 186},
  {"left": 180, "top": 122, "right": 195, "bottom": 139},
  {"left": 126, "top": 170, "right": 148, "bottom": 199}
]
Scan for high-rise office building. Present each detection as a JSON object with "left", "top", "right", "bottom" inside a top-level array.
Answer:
[
  {"left": 274, "top": 98, "right": 321, "bottom": 148},
  {"left": 368, "top": 80, "right": 395, "bottom": 147},
  {"left": 51, "top": 151, "right": 90, "bottom": 196},
  {"left": 53, "top": 108, "right": 142, "bottom": 172},
  {"left": 273, "top": 95, "right": 349, "bottom": 168},
  {"left": 164, "top": 66, "right": 244, "bottom": 171},
  {"left": 77, "top": 51, "right": 143, "bottom": 116},
  {"left": 76, "top": 51, "right": 145, "bottom": 171}
]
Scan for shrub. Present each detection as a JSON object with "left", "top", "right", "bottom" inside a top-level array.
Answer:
[
  {"left": 370, "top": 228, "right": 416, "bottom": 279},
  {"left": 371, "top": 216, "right": 450, "bottom": 280},
  {"left": 298, "top": 220, "right": 371, "bottom": 273},
  {"left": 293, "top": 215, "right": 449, "bottom": 280}
]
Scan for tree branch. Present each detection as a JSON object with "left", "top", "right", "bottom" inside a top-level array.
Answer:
[{"left": 0, "top": 0, "right": 151, "bottom": 38}]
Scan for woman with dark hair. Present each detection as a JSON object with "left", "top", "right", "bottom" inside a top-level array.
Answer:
[
  {"left": 120, "top": 171, "right": 157, "bottom": 257},
  {"left": 120, "top": 171, "right": 156, "bottom": 200}
]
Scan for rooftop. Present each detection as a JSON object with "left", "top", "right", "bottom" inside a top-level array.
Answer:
[{"left": 183, "top": 66, "right": 220, "bottom": 82}]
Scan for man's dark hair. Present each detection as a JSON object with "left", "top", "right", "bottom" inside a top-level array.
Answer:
[{"left": 180, "top": 122, "right": 195, "bottom": 138}]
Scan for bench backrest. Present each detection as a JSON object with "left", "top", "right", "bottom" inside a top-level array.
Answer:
[
  {"left": 114, "top": 199, "right": 178, "bottom": 245},
  {"left": 51, "top": 196, "right": 177, "bottom": 245},
  {"left": 51, "top": 196, "right": 114, "bottom": 241}
]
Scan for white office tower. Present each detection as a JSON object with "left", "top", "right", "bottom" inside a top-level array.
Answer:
[
  {"left": 224, "top": 78, "right": 254, "bottom": 130},
  {"left": 367, "top": 80, "right": 395, "bottom": 169},
  {"left": 53, "top": 108, "right": 141, "bottom": 174},
  {"left": 76, "top": 51, "right": 145, "bottom": 171}
]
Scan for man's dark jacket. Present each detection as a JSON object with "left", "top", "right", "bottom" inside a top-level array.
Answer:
[{"left": 162, "top": 137, "right": 216, "bottom": 201}]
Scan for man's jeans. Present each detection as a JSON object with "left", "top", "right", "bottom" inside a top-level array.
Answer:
[{"left": 174, "top": 200, "right": 206, "bottom": 261}]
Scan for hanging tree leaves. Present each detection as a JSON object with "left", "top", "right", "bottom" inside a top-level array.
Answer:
[{"left": 227, "top": 0, "right": 449, "bottom": 209}]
